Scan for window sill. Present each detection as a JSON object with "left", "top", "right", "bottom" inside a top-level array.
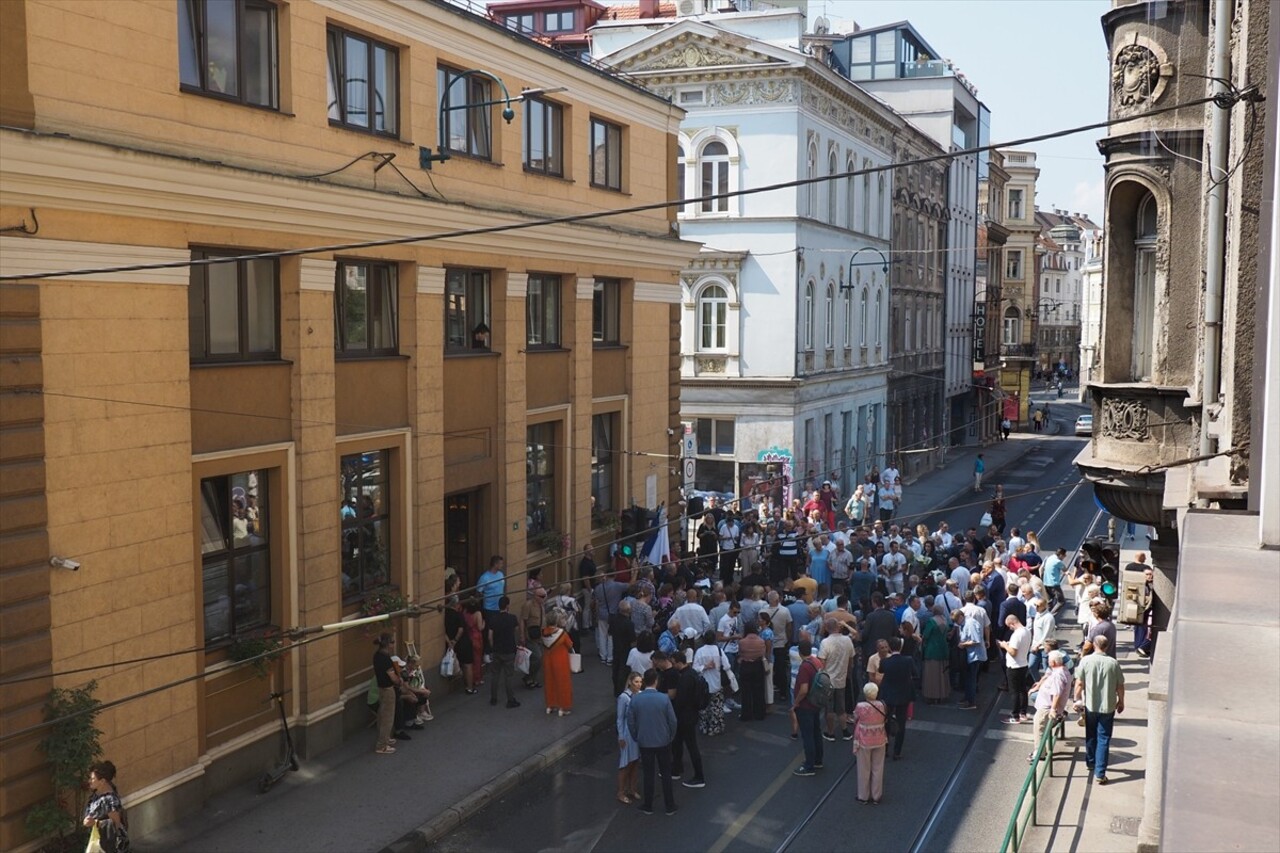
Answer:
[
  {"left": 441, "top": 149, "right": 503, "bottom": 167},
  {"left": 592, "top": 343, "right": 627, "bottom": 350},
  {"left": 335, "top": 353, "right": 410, "bottom": 362},
  {"left": 523, "top": 167, "right": 572, "bottom": 182},
  {"left": 445, "top": 349, "right": 501, "bottom": 359},
  {"left": 191, "top": 358, "right": 294, "bottom": 369},
  {"left": 524, "top": 346, "right": 569, "bottom": 354},
  {"left": 179, "top": 85, "right": 288, "bottom": 115},
  {"left": 589, "top": 184, "right": 629, "bottom": 195},
  {"left": 327, "top": 121, "right": 408, "bottom": 143}
]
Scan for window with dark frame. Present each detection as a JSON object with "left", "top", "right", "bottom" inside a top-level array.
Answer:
[
  {"left": 593, "top": 278, "right": 620, "bottom": 344},
  {"left": 696, "top": 418, "right": 735, "bottom": 455},
  {"left": 590, "top": 118, "right": 622, "bottom": 191},
  {"left": 526, "top": 274, "right": 562, "bottom": 348},
  {"left": 335, "top": 261, "right": 398, "bottom": 356},
  {"left": 200, "top": 469, "right": 270, "bottom": 642},
  {"left": 445, "top": 268, "right": 491, "bottom": 352},
  {"left": 340, "top": 450, "right": 393, "bottom": 603},
  {"left": 544, "top": 10, "right": 575, "bottom": 32},
  {"left": 178, "top": 0, "right": 278, "bottom": 109},
  {"left": 591, "top": 413, "right": 616, "bottom": 521},
  {"left": 505, "top": 13, "right": 535, "bottom": 33},
  {"left": 526, "top": 423, "right": 556, "bottom": 539},
  {"left": 438, "top": 66, "right": 492, "bottom": 159},
  {"left": 327, "top": 26, "right": 398, "bottom": 135},
  {"left": 523, "top": 97, "right": 563, "bottom": 176},
  {"left": 188, "top": 250, "right": 279, "bottom": 362}
]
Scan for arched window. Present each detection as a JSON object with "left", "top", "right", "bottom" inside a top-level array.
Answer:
[
  {"left": 842, "top": 287, "right": 853, "bottom": 347},
  {"left": 1003, "top": 306, "right": 1022, "bottom": 345},
  {"left": 904, "top": 307, "right": 913, "bottom": 350},
  {"left": 874, "top": 278, "right": 883, "bottom": 348},
  {"left": 1133, "top": 191, "right": 1157, "bottom": 381},
  {"left": 700, "top": 140, "right": 729, "bottom": 213},
  {"left": 698, "top": 284, "right": 728, "bottom": 350},
  {"left": 858, "top": 278, "right": 868, "bottom": 348},
  {"left": 827, "top": 150, "right": 839, "bottom": 224},
  {"left": 677, "top": 143, "right": 687, "bottom": 204},
  {"left": 803, "top": 282, "right": 815, "bottom": 350},
  {"left": 861, "top": 159, "right": 872, "bottom": 232},
  {"left": 845, "top": 155, "right": 856, "bottom": 230},
  {"left": 807, "top": 142, "right": 819, "bottom": 219},
  {"left": 915, "top": 300, "right": 924, "bottom": 351},
  {"left": 877, "top": 174, "right": 887, "bottom": 238},
  {"left": 824, "top": 283, "right": 835, "bottom": 349}
]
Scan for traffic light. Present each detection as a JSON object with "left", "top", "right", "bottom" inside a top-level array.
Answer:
[
  {"left": 618, "top": 506, "right": 651, "bottom": 559},
  {"left": 1081, "top": 537, "right": 1120, "bottom": 599}
]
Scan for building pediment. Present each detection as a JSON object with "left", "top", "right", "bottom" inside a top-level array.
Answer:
[{"left": 608, "top": 25, "right": 795, "bottom": 74}]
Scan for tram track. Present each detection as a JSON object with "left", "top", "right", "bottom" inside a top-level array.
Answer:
[{"left": 774, "top": 490, "right": 1105, "bottom": 853}]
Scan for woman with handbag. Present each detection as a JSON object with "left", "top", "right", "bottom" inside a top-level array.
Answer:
[
  {"left": 852, "top": 683, "right": 888, "bottom": 805},
  {"left": 83, "top": 760, "right": 129, "bottom": 853},
  {"left": 445, "top": 598, "right": 477, "bottom": 694},
  {"left": 615, "top": 672, "right": 643, "bottom": 804},
  {"left": 541, "top": 614, "right": 575, "bottom": 717}
]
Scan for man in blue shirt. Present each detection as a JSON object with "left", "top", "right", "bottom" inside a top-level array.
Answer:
[
  {"left": 973, "top": 453, "right": 986, "bottom": 492},
  {"left": 955, "top": 609, "right": 987, "bottom": 709},
  {"left": 627, "top": 669, "right": 679, "bottom": 815},
  {"left": 1042, "top": 548, "right": 1067, "bottom": 613},
  {"left": 476, "top": 556, "right": 506, "bottom": 655}
]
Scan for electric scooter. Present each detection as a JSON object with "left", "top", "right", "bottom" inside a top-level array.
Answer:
[{"left": 258, "top": 689, "right": 300, "bottom": 794}]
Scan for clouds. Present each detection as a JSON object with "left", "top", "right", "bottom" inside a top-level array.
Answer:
[{"left": 1070, "top": 178, "right": 1105, "bottom": 222}]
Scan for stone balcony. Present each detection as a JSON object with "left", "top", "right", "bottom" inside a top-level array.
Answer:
[{"left": 1074, "top": 382, "right": 1198, "bottom": 527}]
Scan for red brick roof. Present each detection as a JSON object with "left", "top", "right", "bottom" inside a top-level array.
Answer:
[{"left": 605, "top": 3, "right": 678, "bottom": 20}]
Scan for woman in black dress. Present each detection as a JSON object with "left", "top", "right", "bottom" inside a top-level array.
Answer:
[{"left": 445, "top": 598, "right": 477, "bottom": 694}]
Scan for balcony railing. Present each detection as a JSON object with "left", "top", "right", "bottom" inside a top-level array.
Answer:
[{"left": 1001, "top": 342, "right": 1037, "bottom": 359}]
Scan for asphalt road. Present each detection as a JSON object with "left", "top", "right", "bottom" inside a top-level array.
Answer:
[{"left": 428, "top": 426, "right": 1106, "bottom": 853}]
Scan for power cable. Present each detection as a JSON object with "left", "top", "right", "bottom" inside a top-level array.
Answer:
[{"left": 0, "top": 93, "right": 1238, "bottom": 284}]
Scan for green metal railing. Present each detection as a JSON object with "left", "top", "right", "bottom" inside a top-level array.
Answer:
[{"left": 1000, "top": 715, "right": 1061, "bottom": 853}]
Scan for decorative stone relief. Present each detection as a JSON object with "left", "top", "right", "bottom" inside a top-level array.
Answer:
[
  {"left": 1111, "top": 36, "right": 1174, "bottom": 113},
  {"left": 1100, "top": 398, "right": 1150, "bottom": 440},
  {"left": 709, "top": 79, "right": 798, "bottom": 107},
  {"left": 697, "top": 357, "right": 727, "bottom": 374}
]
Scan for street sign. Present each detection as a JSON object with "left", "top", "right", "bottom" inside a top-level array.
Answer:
[
  {"left": 682, "top": 457, "right": 696, "bottom": 486},
  {"left": 683, "top": 433, "right": 695, "bottom": 459}
]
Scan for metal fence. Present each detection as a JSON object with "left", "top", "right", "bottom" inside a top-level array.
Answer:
[{"left": 1000, "top": 714, "right": 1063, "bottom": 853}]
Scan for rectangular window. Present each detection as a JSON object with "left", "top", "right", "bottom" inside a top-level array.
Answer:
[
  {"left": 438, "top": 66, "right": 491, "bottom": 159},
  {"left": 591, "top": 413, "right": 616, "bottom": 519},
  {"left": 695, "top": 418, "right": 734, "bottom": 456},
  {"left": 188, "top": 250, "right": 279, "bottom": 362},
  {"left": 523, "top": 97, "right": 563, "bottom": 176},
  {"left": 593, "top": 278, "right": 620, "bottom": 344},
  {"left": 526, "top": 274, "right": 561, "bottom": 348},
  {"left": 1005, "top": 249, "right": 1023, "bottom": 280},
  {"left": 445, "top": 268, "right": 491, "bottom": 352},
  {"left": 178, "top": 0, "right": 278, "bottom": 109},
  {"left": 200, "top": 470, "right": 270, "bottom": 642},
  {"left": 526, "top": 422, "right": 557, "bottom": 539},
  {"left": 335, "top": 261, "right": 398, "bottom": 356},
  {"left": 327, "top": 27, "right": 398, "bottom": 135},
  {"left": 505, "top": 13, "right": 534, "bottom": 32},
  {"left": 544, "top": 10, "right": 575, "bottom": 31},
  {"left": 1008, "top": 188, "right": 1024, "bottom": 220},
  {"left": 590, "top": 118, "right": 623, "bottom": 191},
  {"left": 340, "top": 450, "right": 392, "bottom": 602}
]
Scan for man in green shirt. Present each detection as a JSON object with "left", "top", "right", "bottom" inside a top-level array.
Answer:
[{"left": 1073, "top": 635, "right": 1125, "bottom": 784}]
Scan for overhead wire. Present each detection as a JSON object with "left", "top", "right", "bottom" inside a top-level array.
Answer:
[{"left": 0, "top": 92, "right": 1239, "bottom": 284}]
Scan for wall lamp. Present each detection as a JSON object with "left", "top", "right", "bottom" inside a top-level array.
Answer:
[
  {"left": 419, "top": 69, "right": 565, "bottom": 169},
  {"left": 840, "top": 248, "right": 893, "bottom": 291}
]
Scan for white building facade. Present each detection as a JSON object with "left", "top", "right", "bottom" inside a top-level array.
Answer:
[{"left": 593, "top": 7, "right": 900, "bottom": 504}]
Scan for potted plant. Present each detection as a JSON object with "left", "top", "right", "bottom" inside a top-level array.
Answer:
[
  {"left": 533, "top": 529, "right": 570, "bottom": 557},
  {"left": 359, "top": 587, "right": 408, "bottom": 618},
  {"left": 227, "top": 630, "right": 285, "bottom": 678}
]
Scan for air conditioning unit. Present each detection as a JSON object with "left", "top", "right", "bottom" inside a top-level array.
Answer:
[{"left": 676, "top": 0, "right": 698, "bottom": 16}]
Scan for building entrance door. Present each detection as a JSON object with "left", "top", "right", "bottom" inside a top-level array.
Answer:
[{"left": 446, "top": 490, "right": 483, "bottom": 589}]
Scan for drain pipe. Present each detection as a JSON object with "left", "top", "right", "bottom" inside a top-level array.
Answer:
[{"left": 1199, "top": 0, "right": 1232, "bottom": 458}]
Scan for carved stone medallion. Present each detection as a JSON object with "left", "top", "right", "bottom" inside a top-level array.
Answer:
[
  {"left": 1100, "top": 398, "right": 1150, "bottom": 441},
  {"left": 1112, "top": 43, "right": 1165, "bottom": 111}
]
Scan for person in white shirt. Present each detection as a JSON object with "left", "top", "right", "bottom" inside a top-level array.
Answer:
[
  {"left": 673, "top": 588, "right": 711, "bottom": 637},
  {"left": 998, "top": 615, "right": 1033, "bottom": 723},
  {"left": 948, "top": 557, "right": 970, "bottom": 599},
  {"left": 1007, "top": 527, "right": 1026, "bottom": 554},
  {"left": 817, "top": 619, "right": 856, "bottom": 740},
  {"left": 1028, "top": 598, "right": 1055, "bottom": 680},
  {"left": 883, "top": 542, "right": 908, "bottom": 595},
  {"left": 880, "top": 464, "right": 900, "bottom": 489},
  {"left": 934, "top": 522, "right": 954, "bottom": 550},
  {"left": 899, "top": 596, "right": 921, "bottom": 633},
  {"left": 936, "top": 581, "right": 963, "bottom": 619}
]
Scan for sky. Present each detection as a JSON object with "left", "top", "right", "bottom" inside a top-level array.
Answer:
[{"left": 820, "top": 0, "right": 1112, "bottom": 221}]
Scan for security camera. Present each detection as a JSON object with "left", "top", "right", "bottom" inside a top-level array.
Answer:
[
  {"left": 667, "top": 427, "right": 676, "bottom": 436},
  {"left": 50, "top": 556, "right": 80, "bottom": 571}
]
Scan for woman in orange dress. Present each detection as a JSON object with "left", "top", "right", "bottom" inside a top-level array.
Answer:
[
  {"left": 464, "top": 599, "right": 485, "bottom": 687},
  {"left": 541, "top": 616, "right": 574, "bottom": 717}
]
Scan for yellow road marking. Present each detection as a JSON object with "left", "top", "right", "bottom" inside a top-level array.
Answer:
[{"left": 707, "top": 752, "right": 804, "bottom": 853}]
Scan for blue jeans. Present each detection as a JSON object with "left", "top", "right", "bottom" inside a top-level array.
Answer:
[
  {"left": 795, "top": 707, "right": 824, "bottom": 769},
  {"left": 1084, "top": 711, "right": 1115, "bottom": 778},
  {"left": 964, "top": 660, "right": 981, "bottom": 705},
  {"left": 1028, "top": 649, "right": 1047, "bottom": 682},
  {"left": 1134, "top": 624, "right": 1149, "bottom": 653}
]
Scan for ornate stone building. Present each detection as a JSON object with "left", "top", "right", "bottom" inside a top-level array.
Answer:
[
  {"left": 1078, "top": 0, "right": 1276, "bottom": 848},
  {"left": 997, "top": 149, "right": 1041, "bottom": 423}
]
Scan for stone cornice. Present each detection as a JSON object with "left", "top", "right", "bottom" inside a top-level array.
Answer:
[
  {"left": 300, "top": 258, "right": 337, "bottom": 292},
  {"left": 0, "top": 130, "right": 700, "bottom": 276},
  {"left": 0, "top": 237, "right": 189, "bottom": 285}
]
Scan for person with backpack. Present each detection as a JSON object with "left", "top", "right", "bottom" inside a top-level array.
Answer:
[
  {"left": 83, "top": 760, "right": 129, "bottom": 853},
  {"left": 791, "top": 638, "right": 831, "bottom": 776},
  {"left": 668, "top": 648, "right": 707, "bottom": 788}
]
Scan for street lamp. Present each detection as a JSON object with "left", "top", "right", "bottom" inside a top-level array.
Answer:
[
  {"left": 841, "top": 247, "right": 891, "bottom": 292},
  {"left": 419, "top": 70, "right": 564, "bottom": 169}
]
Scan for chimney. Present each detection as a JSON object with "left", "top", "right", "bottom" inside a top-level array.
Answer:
[{"left": 639, "top": 0, "right": 659, "bottom": 17}]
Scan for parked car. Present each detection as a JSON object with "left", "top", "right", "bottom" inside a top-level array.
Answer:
[{"left": 1075, "top": 414, "right": 1094, "bottom": 436}]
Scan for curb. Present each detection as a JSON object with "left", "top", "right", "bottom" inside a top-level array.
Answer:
[{"left": 380, "top": 708, "right": 615, "bottom": 853}]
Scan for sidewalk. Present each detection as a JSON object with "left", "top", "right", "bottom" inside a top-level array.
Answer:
[{"left": 136, "top": 643, "right": 619, "bottom": 853}]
